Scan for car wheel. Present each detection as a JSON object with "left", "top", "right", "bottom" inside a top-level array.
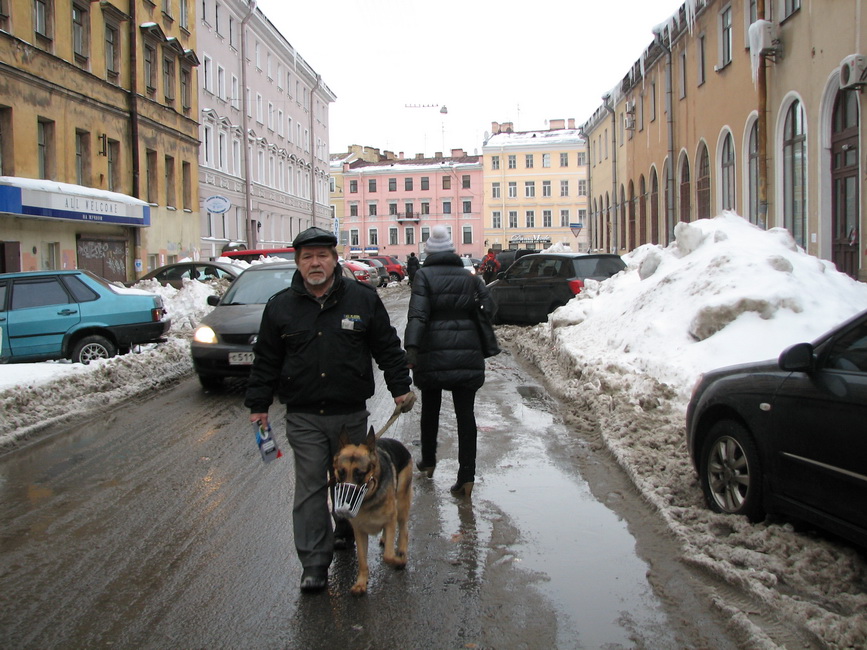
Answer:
[
  {"left": 72, "top": 335, "right": 117, "bottom": 365},
  {"left": 699, "top": 419, "right": 764, "bottom": 522},
  {"left": 198, "top": 374, "right": 223, "bottom": 390},
  {"left": 389, "top": 272, "right": 401, "bottom": 283}
]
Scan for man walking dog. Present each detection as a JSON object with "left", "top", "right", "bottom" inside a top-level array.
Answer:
[{"left": 245, "top": 227, "right": 413, "bottom": 593}]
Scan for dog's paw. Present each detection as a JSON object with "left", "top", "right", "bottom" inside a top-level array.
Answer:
[
  {"left": 384, "top": 554, "right": 407, "bottom": 569},
  {"left": 350, "top": 582, "right": 368, "bottom": 596}
]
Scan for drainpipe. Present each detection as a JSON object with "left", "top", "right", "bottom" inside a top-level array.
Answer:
[
  {"left": 757, "top": 0, "right": 768, "bottom": 229},
  {"left": 128, "top": 0, "right": 142, "bottom": 277},
  {"left": 310, "top": 73, "right": 321, "bottom": 227},
  {"left": 241, "top": 1, "right": 257, "bottom": 248},
  {"left": 602, "top": 96, "right": 617, "bottom": 252}
]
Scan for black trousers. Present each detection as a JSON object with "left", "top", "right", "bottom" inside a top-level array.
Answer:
[{"left": 419, "top": 387, "right": 478, "bottom": 483}]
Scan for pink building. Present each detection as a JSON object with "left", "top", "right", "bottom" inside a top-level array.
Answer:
[{"left": 341, "top": 149, "right": 484, "bottom": 262}]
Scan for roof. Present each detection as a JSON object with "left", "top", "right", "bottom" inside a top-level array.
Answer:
[{"left": 483, "top": 129, "right": 585, "bottom": 150}]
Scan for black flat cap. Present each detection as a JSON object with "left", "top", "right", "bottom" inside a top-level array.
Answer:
[{"left": 293, "top": 227, "right": 337, "bottom": 249}]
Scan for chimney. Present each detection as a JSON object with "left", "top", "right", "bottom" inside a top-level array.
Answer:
[
  {"left": 450, "top": 148, "right": 465, "bottom": 158},
  {"left": 568, "top": 118, "right": 575, "bottom": 129},
  {"left": 491, "top": 121, "right": 500, "bottom": 134},
  {"left": 415, "top": 153, "right": 424, "bottom": 159},
  {"left": 549, "top": 119, "right": 565, "bottom": 130},
  {"left": 502, "top": 122, "right": 513, "bottom": 133},
  {"left": 434, "top": 151, "right": 443, "bottom": 159},
  {"left": 384, "top": 150, "right": 395, "bottom": 160},
  {"left": 399, "top": 151, "right": 404, "bottom": 159}
]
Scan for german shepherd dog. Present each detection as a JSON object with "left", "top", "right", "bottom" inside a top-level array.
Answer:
[{"left": 332, "top": 427, "right": 413, "bottom": 595}]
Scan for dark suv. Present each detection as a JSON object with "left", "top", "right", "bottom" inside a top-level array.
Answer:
[
  {"left": 0, "top": 269, "right": 170, "bottom": 364},
  {"left": 488, "top": 253, "right": 626, "bottom": 325}
]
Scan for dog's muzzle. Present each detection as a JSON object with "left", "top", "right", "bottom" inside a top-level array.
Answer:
[{"left": 332, "top": 481, "right": 369, "bottom": 519}]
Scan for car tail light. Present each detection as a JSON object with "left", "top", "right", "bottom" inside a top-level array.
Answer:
[
  {"left": 151, "top": 307, "right": 167, "bottom": 322},
  {"left": 354, "top": 270, "right": 368, "bottom": 280},
  {"left": 568, "top": 279, "right": 585, "bottom": 295}
]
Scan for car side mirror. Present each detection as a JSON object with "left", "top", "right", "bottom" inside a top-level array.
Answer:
[
  {"left": 779, "top": 342, "right": 815, "bottom": 372},
  {"left": 206, "top": 294, "right": 221, "bottom": 307}
]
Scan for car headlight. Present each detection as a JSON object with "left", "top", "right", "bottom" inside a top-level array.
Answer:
[{"left": 193, "top": 325, "right": 218, "bottom": 344}]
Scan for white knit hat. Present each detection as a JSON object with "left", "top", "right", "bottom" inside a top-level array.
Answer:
[{"left": 424, "top": 225, "right": 455, "bottom": 254}]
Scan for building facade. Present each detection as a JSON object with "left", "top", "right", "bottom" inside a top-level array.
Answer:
[
  {"left": 0, "top": 0, "right": 201, "bottom": 282},
  {"left": 339, "top": 149, "right": 483, "bottom": 261},
  {"left": 583, "top": 0, "right": 865, "bottom": 281},
  {"left": 196, "top": 0, "right": 334, "bottom": 259},
  {"left": 481, "top": 120, "right": 589, "bottom": 253}
]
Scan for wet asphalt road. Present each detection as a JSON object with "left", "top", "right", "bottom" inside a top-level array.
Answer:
[{"left": 0, "top": 290, "right": 743, "bottom": 649}]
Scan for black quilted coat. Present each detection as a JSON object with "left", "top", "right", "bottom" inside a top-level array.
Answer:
[{"left": 403, "top": 252, "right": 493, "bottom": 391}]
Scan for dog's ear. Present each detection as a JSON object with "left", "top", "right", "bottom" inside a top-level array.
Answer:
[
  {"left": 337, "top": 426, "right": 351, "bottom": 448},
  {"left": 365, "top": 426, "right": 376, "bottom": 452}
]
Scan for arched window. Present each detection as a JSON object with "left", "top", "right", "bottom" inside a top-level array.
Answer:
[
  {"left": 639, "top": 175, "right": 647, "bottom": 245},
  {"left": 720, "top": 133, "right": 735, "bottom": 211},
  {"left": 650, "top": 169, "right": 660, "bottom": 245},
  {"left": 679, "top": 156, "right": 691, "bottom": 222},
  {"left": 783, "top": 100, "right": 807, "bottom": 247},
  {"left": 696, "top": 144, "right": 711, "bottom": 219},
  {"left": 747, "top": 121, "right": 761, "bottom": 226},
  {"left": 831, "top": 90, "right": 859, "bottom": 278}
]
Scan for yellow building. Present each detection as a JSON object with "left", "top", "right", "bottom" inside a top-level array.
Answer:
[
  {"left": 584, "top": 0, "right": 865, "bottom": 281},
  {"left": 481, "top": 119, "right": 589, "bottom": 253},
  {"left": 0, "top": 0, "right": 200, "bottom": 282}
]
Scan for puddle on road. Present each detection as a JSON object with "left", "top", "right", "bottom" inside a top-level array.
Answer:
[{"left": 464, "top": 384, "right": 676, "bottom": 648}]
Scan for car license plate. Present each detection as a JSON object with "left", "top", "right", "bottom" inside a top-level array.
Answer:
[{"left": 229, "top": 351, "right": 254, "bottom": 365}]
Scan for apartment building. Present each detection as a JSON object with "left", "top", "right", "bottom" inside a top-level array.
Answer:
[
  {"left": 329, "top": 145, "right": 391, "bottom": 247},
  {"left": 0, "top": 0, "right": 201, "bottom": 281},
  {"left": 339, "top": 149, "right": 483, "bottom": 261},
  {"left": 583, "top": 0, "right": 865, "bottom": 281},
  {"left": 197, "top": 0, "right": 334, "bottom": 259},
  {"left": 481, "top": 120, "right": 590, "bottom": 253}
]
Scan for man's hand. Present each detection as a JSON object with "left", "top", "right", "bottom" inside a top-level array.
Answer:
[
  {"left": 394, "top": 392, "right": 416, "bottom": 413},
  {"left": 250, "top": 413, "right": 269, "bottom": 430}
]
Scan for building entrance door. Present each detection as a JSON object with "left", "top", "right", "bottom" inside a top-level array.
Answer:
[
  {"left": 76, "top": 237, "right": 128, "bottom": 283},
  {"left": 831, "top": 90, "right": 860, "bottom": 280}
]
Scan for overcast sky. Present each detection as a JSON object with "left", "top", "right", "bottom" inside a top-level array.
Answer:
[{"left": 253, "top": 0, "right": 685, "bottom": 157}]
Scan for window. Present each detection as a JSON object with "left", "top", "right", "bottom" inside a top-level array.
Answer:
[
  {"left": 577, "top": 152, "right": 586, "bottom": 165},
  {"left": 368, "top": 229, "right": 378, "bottom": 246},
  {"left": 679, "top": 50, "right": 687, "bottom": 98},
  {"left": 508, "top": 155, "right": 516, "bottom": 169},
  {"left": 784, "top": 0, "right": 800, "bottom": 19},
  {"left": 420, "top": 202, "right": 429, "bottom": 215},
  {"left": 388, "top": 202, "right": 397, "bottom": 216},
  {"left": 560, "top": 209, "right": 570, "bottom": 227},
  {"left": 542, "top": 153, "right": 550, "bottom": 168},
  {"left": 217, "top": 66, "right": 226, "bottom": 100},
  {"left": 442, "top": 175, "right": 450, "bottom": 190},
  {"left": 202, "top": 124, "right": 212, "bottom": 166},
  {"left": 180, "top": 67, "right": 191, "bottom": 109},
  {"left": 267, "top": 102, "right": 274, "bottom": 129},
  {"left": 165, "top": 155, "right": 175, "bottom": 207},
  {"left": 368, "top": 178, "right": 376, "bottom": 192},
  {"left": 405, "top": 227, "right": 415, "bottom": 245},
  {"left": 578, "top": 180, "right": 587, "bottom": 196},
  {"left": 146, "top": 149, "right": 157, "bottom": 203},
  {"left": 462, "top": 175, "right": 470, "bottom": 189},
  {"left": 180, "top": 0, "right": 189, "bottom": 29},
  {"left": 462, "top": 226, "right": 472, "bottom": 245},
  {"left": 75, "top": 130, "right": 89, "bottom": 185},
  {"left": 696, "top": 145, "right": 711, "bottom": 219},
  {"left": 349, "top": 203, "right": 358, "bottom": 217},
  {"left": 72, "top": 3, "right": 89, "bottom": 62},
  {"left": 405, "top": 178, "right": 413, "bottom": 191},
  {"left": 697, "top": 34, "right": 706, "bottom": 85},
  {"left": 256, "top": 93, "right": 263, "bottom": 123},
  {"left": 491, "top": 156, "right": 500, "bottom": 170},
  {"left": 492, "top": 211, "right": 501, "bottom": 229},
  {"left": 747, "top": 121, "right": 760, "bottom": 226},
  {"left": 388, "top": 177, "right": 396, "bottom": 191},
  {"left": 720, "top": 6, "right": 733, "bottom": 67},
  {"left": 543, "top": 210, "right": 552, "bottom": 227},
  {"left": 720, "top": 133, "right": 735, "bottom": 210},
  {"left": 182, "top": 161, "right": 192, "bottom": 209},
  {"left": 508, "top": 182, "right": 517, "bottom": 198},
  {"left": 492, "top": 182, "right": 500, "bottom": 199},
  {"left": 364, "top": 203, "right": 375, "bottom": 216},
  {"left": 162, "top": 0, "right": 172, "bottom": 17},
  {"left": 783, "top": 100, "right": 807, "bottom": 247},
  {"left": 231, "top": 75, "right": 239, "bottom": 109},
  {"left": 650, "top": 82, "right": 657, "bottom": 121},
  {"left": 442, "top": 200, "right": 451, "bottom": 214},
  {"left": 105, "top": 25, "right": 119, "bottom": 80},
  {"left": 542, "top": 181, "right": 551, "bottom": 197},
  {"left": 404, "top": 202, "right": 413, "bottom": 217},
  {"left": 34, "top": 0, "right": 52, "bottom": 41},
  {"left": 389, "top": 228, "right": 398, "bottom": 245},
  {"left": 560, "top": 180, "right": 569, "bottom": 197},
  {"left": 420, "top": 176, "right": 429, "bottom": 190},
  {"left": 560, "top": 153, "right": 568, "bottom": 167},
  {"left": 37, "top": 118, "right": 54, "bottom": 179},
  {"left": 509, "top": 211, "right": 518, "bottom": 228},
  {"left": 163, "top": 55, "right": 175, "bottom": 103},
  {"left": 107, "top": 139, "right": 120, "bottom": 191},
  {"left": 525, "top": 181, "right": 535, "bottom": 198},
  {"left": 350, "top": 229, "right": 359, "bottom": 246},
  {"left": 217, "top": 132, "right": 226, "bottom": 170},
  {"left": 525, "top": 210, "right": 535, "bottom": 228},
  {"left": 463, "top": 200, "right": 471, "bottom": 214},
  {"left": 525, "top": 154, "right": 534, "bottom": 168}
]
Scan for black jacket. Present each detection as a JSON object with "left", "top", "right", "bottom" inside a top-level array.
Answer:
[
  {"left": 244, "top": 269, "right": 410, "bottom": 415},
  {"left": 403, "top": 252, "right": 492, "bottom": 391}
]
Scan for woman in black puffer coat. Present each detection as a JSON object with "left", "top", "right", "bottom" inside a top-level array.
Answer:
[{"left": 403, "top": 226, "right": 495, "bottom": 497}]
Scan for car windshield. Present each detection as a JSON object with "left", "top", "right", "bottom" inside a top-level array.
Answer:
[{"left": 221, "top": 266, "right": 296, "bottom": 305}]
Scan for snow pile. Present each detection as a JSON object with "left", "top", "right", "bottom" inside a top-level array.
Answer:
[{"left": 514, "top": 213, "right": 867, "bottom": 648}]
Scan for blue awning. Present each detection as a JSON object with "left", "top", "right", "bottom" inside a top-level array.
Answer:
[{"left": 0, "top": 177, "right": 150, "bottom": 227}]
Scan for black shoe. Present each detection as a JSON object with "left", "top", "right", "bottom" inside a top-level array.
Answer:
[
  {"left": 300, "top": 567, "right": 328, "bottom": 593},
  {"left": 449, "top": 480, "right": 474, "bottom": 497},
  {"left": 416, "top": 460, "right": 436, "bottom": 478}
]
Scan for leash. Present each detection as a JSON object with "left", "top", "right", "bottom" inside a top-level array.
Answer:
[{"left": 375, "top": 391, "right": 417, "bottom": 438}]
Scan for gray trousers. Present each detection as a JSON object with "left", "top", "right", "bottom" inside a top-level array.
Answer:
[{"left": 284, "top": 410, "right": 368, "bottom": 569}]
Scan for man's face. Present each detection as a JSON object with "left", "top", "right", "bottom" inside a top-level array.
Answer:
[{"left": 297, "top": 246, "right": 337, "bottom": 287}]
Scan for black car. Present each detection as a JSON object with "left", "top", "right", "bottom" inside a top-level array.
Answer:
[
  {"left": 686, "top": 308, "right": 867, "bottom": 547},
  {"left": 487, "top": 252, "right": 626, "bottom": 325}
]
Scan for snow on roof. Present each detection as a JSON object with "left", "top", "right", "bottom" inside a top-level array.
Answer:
[
  {"left": 484, "top": 129, "right": 585, "bottom": 149},
  {"left": 348, "top": 157, "right": 481, "bottom": 174},
  {"left": 0, "top": 176, "right": 149, "bottom": 206}
]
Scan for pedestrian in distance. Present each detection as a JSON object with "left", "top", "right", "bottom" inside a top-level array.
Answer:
[
  {"left": 481, "top": 248, "right": 500, "bottom": 285},
  {"left": 403, "top": 225, "right": 497, "bottom": 498},
  {"left": 406, "top": 252, "right": 420, "bottom": 286},
  {"left": 245, "top": 226, "right": 413, "bottom": 593}
]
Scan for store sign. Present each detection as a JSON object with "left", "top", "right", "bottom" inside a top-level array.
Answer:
[{"left": 204, "top": 195, "right": 231, "bottom": 214}]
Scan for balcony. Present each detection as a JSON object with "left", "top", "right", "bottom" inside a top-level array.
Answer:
[{"left": 396, "top": 212, "right": 422, "bottom": 223}]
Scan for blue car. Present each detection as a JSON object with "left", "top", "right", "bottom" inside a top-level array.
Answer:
[{"left": 0, "top": 269, "right": 171, "bottom": 364}]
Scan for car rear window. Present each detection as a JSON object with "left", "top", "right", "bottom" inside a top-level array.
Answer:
[
  {"left": 571, "top": 257, "right": 625, "bottom": 279},
  {"left": 62, "top": 275, "right": 100, "bottom": 302}
]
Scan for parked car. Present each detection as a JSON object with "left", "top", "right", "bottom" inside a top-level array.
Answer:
[
  {"left": 131, "top": 261, "right": 241, "bottom": 289},
  {"left": 366, "top": 255, "right": 405, "bottom": 282},
  {"left": 685, "top": 308, "right": 867, "bottom": 547},
  {"left": 0, "top": 269, "right": 170, "bottom": 364},
  {"left": 356, "top": 258, "right": 390, "bottom": 287},
  {"left": 191, "top": 262, "right": 297, "bottom": 388},
  {"left": 487, "top": 253, "right": 626, "bottom": 325},
  {"left": 495, "top": 248, "right": 538, "bottom": 272},
  {"left": 343, "top": 260, "right": 378, "bottom": 289},
  {"left": 221, "top": 247, "right": 295, "bottom": 263},
  {"left": 461, "top": 257, "right": 478, "bottom": 275}
]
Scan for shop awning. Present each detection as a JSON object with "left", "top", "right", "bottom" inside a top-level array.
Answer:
[{"left": 0, "top": 177, "right": 150, "bottom": 227}]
